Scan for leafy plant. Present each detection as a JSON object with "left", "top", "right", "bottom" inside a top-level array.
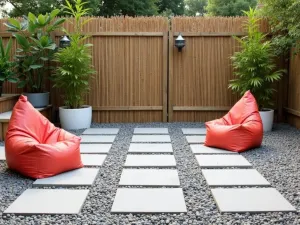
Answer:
[
  {"left": 4, "top": 10, "right": 65, "bottom": 93},
  {"left": 53, "top": 0, "right": 95, "bottom": 109},
  {"left": 206, "top": 0, "right": 257, "bottom": 16},
  {"left": 229, "top": 8, "right": 285, "bottom": 110},
  {"left": 259, "top": 0, "right": 300, "bottom": 56},
  {"left": 0, "top": 37, "right": 18, "bottom": 96}
]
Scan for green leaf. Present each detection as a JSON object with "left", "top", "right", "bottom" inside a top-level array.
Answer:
[
  {"left": 0, "top": 38, "right": 4, "bottom": 57},
  {"left": 44, "top": 43, "right": 56, "bottom": 50},
  {"left": 28, "top": 12, "right": 36, "bottom": 22},
  {"left": 13, "top": 34, "right": 30, "bottom": 51},
  {"left": 40, "top": 57, "right": 49, "bottom": 61},
  {"left": 30, "top": 64, "right": 43, "bottom": 69},
  {"left": 7, "top": 18, "right": 21, "bottom": 30},
  {"left": 37, "top": 14, "right": 46, "bottom": 25},
  {"left": 17, "top": 80, "right": 27, "bottom": 88},
  {"left": 5, "top": 38, "right": 13, "bottom": 57},
  {"left": 7, "top": 78, "right": 18, "bottom": 83},
  {"left": 50, "top": 9, "right": 60, "bottom": 19}
]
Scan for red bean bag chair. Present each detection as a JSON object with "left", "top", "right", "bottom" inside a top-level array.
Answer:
[
  {"left": 5, "top": 95, "right": 83, "bottom": 179},
  {"left": 205, "top": 90, "right": 263, "bottom": 152}
]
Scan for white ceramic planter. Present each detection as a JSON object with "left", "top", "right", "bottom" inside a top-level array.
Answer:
[
  {"left": 59, "top": 105, "right": 92, "bottom": 130},
  {"left": 259, "top": 109, "right": 274, "bottom": 132}
]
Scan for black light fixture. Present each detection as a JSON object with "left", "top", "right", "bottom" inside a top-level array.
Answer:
[
  {"left": 175, "top": 33, "right": 185, "bottom": 52},
  {"left": 59, "top": 35, "right": 71, "bottom": 48}
]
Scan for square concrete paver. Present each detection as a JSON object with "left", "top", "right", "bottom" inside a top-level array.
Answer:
[
  {"left": 82, "top": 128, "right": 119, "bottom": 135},
  {"left": 128, "top": 143, "right": 173, "bottom": 153},
  {"left": 131, "top": 135, "right": 171, "bottom": 143},
  {"left": 81, "top": 154, "right": 107, "bottom": 166},
  {"left": 33, "top": 168, "right": 99, "bottom": 187},
  {"left": 182, "top": 128, "right": 206, "bottom": 135},
  {"left": 80, "top": 135, "right": 115, "bottom": 143},
  {"left": 134, "top": 128, "right": 168, "bottom": 134},
  {"left": 0, "top": 146, "right": 5, "bottom": 160},
  {"left": 119, "top": 169, "right": 180, "bottom": 186},
  {"left": 202, "top": 169, "right": 270, "bottom": 187},
  {"left": 4, "top": 189, "right": 89, "bottom": 215},
  {"left": 124, "top": 155, "right": 176, "bottom": 167},
  {"left": 196, "top": 155, "right": 252, "bottom": 168},
  {"left": 186, "top": 136, "right": 206, "bottom": 144},
  {"left": 80, "top": 144, "right": 112, "bottom": 154},
  {"left": 111, "top": 188, "right": 187, "bottom": 213},
  {"left": 211, "top": 188, "right": 296, "bottom": 213},
  {"left": 190, "top": 145, "right": 237, "bottom": 154}
]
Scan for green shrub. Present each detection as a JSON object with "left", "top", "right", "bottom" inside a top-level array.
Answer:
[
  {"left": 0, "top": 37, "right": 18, "bottom": 96},
  {"left": 52, "top": 0, "right": 95, "bottom": 109},
  {"left": 229, "top": 8, "right": 285, "bottom": 110},
  {"left": 4, "top": 10, "right": 65, "bottom": 93}
]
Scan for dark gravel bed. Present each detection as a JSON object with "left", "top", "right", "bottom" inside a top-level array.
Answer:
[{"left": 0, "top": 122, "right": 299, "bottom": 225}]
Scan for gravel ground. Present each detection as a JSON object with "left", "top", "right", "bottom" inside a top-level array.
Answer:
[{"left": 0, "top": 122, "right": 299, "bottom": 225}]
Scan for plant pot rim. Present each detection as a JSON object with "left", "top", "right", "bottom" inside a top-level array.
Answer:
[
  {"left": 59, "top": 105, "right": 91, "bottom": 110},
  {"left": 259, "top": 108, "right": 274, "bottom": 112},
  {"left": 23, "top": 92, "right": 50, "bottom": 94}
]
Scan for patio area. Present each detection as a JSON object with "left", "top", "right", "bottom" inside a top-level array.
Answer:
[{"left": 0, "top": 122, "right": 299, "bottom": 224}]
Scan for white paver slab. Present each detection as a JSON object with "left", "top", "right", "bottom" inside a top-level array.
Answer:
[
  {"left": 202, "top": 169, "right": 270, "bottom": 187},
  {"left": 33, "top": 168, "right": 99, "bottom": 187},
  {"left": 80, "top": 135, "right": 115, "bottom": 143},
  {"left": 190, "top": 145, "right": 237, "bottom": 154},
  {"left": 186, "top": 136, "right": 206, "bottom": 144},
  {"left": 119, "top": 169, "right": 180, "bottom": 186},
  {"left": 134, "top": 128, "right": 168, "bottom": 134},
  {"left": 0, "top": 146, "right": 5, "bottom": 160},
  {"left": 81, "top": 154, "right": 107, "bottom": 166},
  {"left": 4, "top": 189, "right": 89, "bottom": 215},
  {"left": 196, "top": 155, "right": 252, "bottom": 168},
  {"left": 82, "top": 128, "right": 119, "bottom": 135},
  {"left": 182, "top": 128, "right": 206, "bottom": 135},
  {"left": 128, "top": 143, "right": 173, "bottom": 153},
  {"left": 124, "top": 155, "right": 176, "bottom": 167},
  {"left": 111, "top": 188, "right": 187, "bottom": 213},
  {"left": 211, "top": 188, "right": 296, "bottom": 213},
  {"left": 80, "top": 144, "right": 112, "bottom": 154},
  {"left": 131, "top": 135, "right": 171, "bottom": 143}
]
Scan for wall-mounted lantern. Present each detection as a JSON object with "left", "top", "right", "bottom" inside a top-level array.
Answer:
[
  {"left": 175, "top": 33, "right": 185, "bottom": 52},
  {"left": 59, "top": 35, "right": 71, "bottom": 48}
]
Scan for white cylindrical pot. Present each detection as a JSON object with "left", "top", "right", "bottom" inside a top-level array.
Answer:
[
  {"left": 259, "top": 109, "right": 274, "bottom": 132},
  {"left": 59, "top": 105, "right": 92, "bottom": 130}
]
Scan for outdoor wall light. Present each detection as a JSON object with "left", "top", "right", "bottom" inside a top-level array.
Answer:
[
  {"left": 59, "top": 35, "right": 71, "bottom": 48},
  {"left": 175, "top": 33, "right": 185, "bottom": 52}
]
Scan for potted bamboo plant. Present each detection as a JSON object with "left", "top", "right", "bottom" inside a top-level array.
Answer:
[
  {"left": 229, "top": 8, "right": 285, "bottom": 132},
  {"left": 0, "top": 37, "right": 18, "bottom": 96},
  {"left": 4, "top": 10, "right": 65, "bottom": 107},
  {"left": 52, "top": 0, "right": 95, "bottom": 130}
]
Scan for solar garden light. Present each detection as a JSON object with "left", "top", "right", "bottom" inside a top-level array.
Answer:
[
  {"left": 175, "top": 33, "right": 185, "bottom": 52},
  {"left": 59, "top": 35, "right": 71, "bottom": 48}
]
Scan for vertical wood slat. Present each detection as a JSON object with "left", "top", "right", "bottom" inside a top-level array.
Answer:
[
  {"left": 168, "top": 32, "right": 174, "bottom": 122},
  {"left": 162, "top": 32, "right": 168, "bottom": 122},
  {"left": 286, "top": 52, "right": 300, "bottom": 128}
]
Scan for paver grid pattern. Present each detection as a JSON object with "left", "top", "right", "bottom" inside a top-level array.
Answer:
[
  {"left": 3, "top": 126, "right": 297, "bottom": 215},
  {"left": 3, "top": 128, "right": 115, "bottom": 215},
  {"left": 183, "top": 128, "right": 296, "bottom": 213},
  {"left": 111, "top": 128, "right": 187, "bottom": 213}
]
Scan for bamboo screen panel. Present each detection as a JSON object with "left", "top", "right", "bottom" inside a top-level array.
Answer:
[{"left": 169, "top": 17, "right": 284, "bottom": 122}]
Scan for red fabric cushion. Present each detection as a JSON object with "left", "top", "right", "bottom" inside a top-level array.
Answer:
[
  {"left": 5, "top": 95, "right": 83, "bottom": 179},
  {"left": 205, "top": 91, "right": 263, "bottom": 152}
]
